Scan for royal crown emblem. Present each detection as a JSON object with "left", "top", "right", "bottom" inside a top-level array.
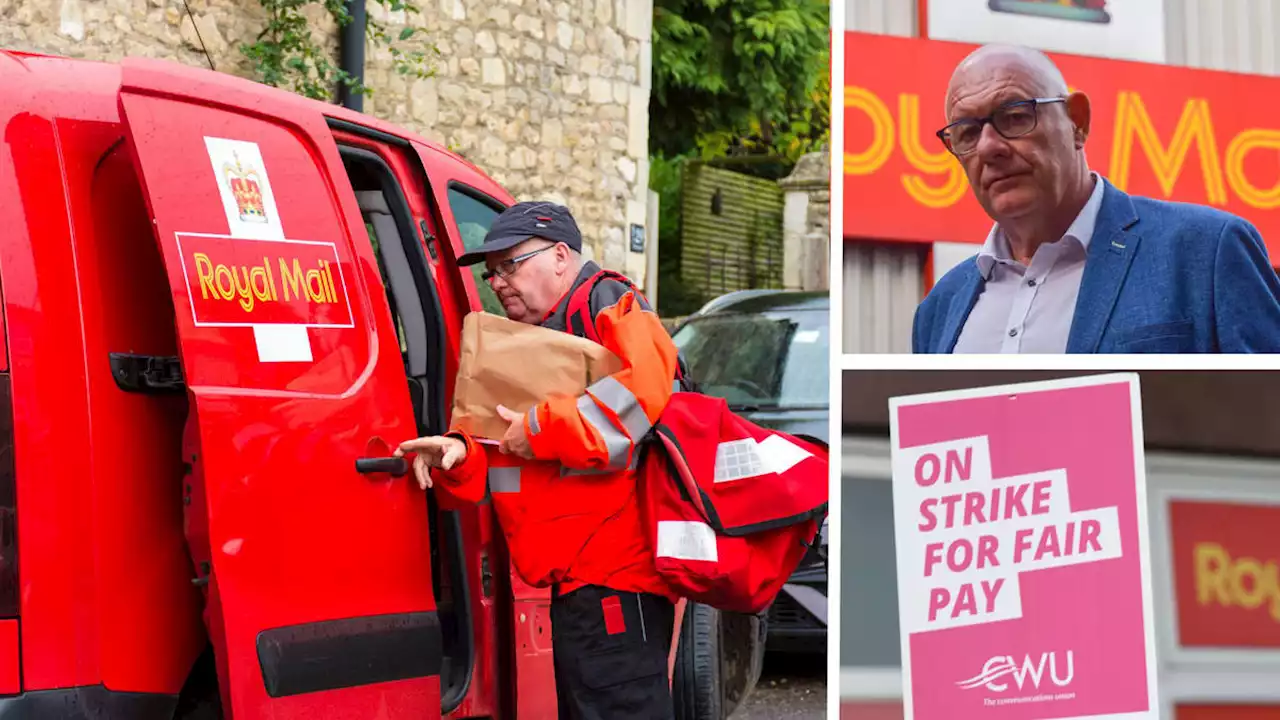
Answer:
[{"left": 222, "top": 152, "right": 268, "bottom": 223}]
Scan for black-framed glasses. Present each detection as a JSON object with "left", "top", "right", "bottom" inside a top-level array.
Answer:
[
  {"left": 937, "top": 97, "right": 1066, "bottom": 156},
  {"left": 481, "top": 243, "right": 557, "bottom": 281}
]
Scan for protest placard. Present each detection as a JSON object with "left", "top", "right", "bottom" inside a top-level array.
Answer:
[{"left": 889, "top": 373, "right": 1158, "bottom": 720}]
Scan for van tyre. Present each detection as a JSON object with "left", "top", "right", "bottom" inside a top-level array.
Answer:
[{"left": 672, "top": 602, "right": 723, "bottom": 720}]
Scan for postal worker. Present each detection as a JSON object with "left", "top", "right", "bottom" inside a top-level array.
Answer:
[{"left": 395, "top": 201, "right": 683, "bottom": 720}]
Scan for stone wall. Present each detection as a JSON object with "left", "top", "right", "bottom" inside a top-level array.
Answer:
[
  {"left": 0, "top": 0, "right": 654, "bottom": 284},
  {"left": 779, "top": 148, "right": 830, "bottom": 292}
]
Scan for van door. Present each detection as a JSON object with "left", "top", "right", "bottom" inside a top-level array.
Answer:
[
  {"left": 116, "top": 59, "right": 443, "bottom": 719},
  {"left": 412, "top": 146, "right": 561, "bottom": 716}
]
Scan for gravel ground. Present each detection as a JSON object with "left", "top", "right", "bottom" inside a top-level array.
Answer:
[{"left": 733, "top": 653, "right": 828, "bottom": 719}]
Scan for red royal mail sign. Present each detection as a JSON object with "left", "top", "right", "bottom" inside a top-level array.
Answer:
[
  {"left": 845, "top": 31, "right": 1280, "bottom": 263},
  {"left": 1169, "top": 499, "right": 1280, "bottom": 649},
  {"left": 1178, "top": 706, "right": 1280, "bottom": 720},
  {"left": 175, "top": 232, "right": 354, "bottom": 328}
]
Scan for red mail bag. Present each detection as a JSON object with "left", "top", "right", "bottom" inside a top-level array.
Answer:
[{"left": 637, "top": 392, "right": 829, "bottom": 614}]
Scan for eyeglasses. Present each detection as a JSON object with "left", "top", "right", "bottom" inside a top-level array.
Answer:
[
  {"left": 481, "top": 243, "right": 557, "bottom": 281},
  {"left": 937, "top": 97, "right": 1066, "bottom": 157}
]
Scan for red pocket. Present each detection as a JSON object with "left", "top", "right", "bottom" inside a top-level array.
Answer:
[{"left": 601, "top": 596, "right": 625, "bottom": 635}]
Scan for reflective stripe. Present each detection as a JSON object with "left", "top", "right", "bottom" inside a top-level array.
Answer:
[
  {"left": 558, "top": 444, "right": 641, "bottom": 477},
  {"left": 713, "top": 435, "right": 813, "bottom": 483},
  {"left": 672, "top": 379, "right": 680, "bottom": 393},
  {"left": 527, "top": 406, "right": 541, "bottom": 436},
  {"left": 576, "top": 394, "right": 630, "bottom": 470},
  {"left": 488, "top": 467, "right": 521, "bottom": 493},
  {"left": 587, "top": 376, "right": 652, "bottom": 443},
  {"left": 656, "top": 521, "right": 718, "bottom": 562}
]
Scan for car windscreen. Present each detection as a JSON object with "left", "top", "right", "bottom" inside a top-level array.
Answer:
[{"left": 671, "top": 308, "right": 828, "bottom": 409}]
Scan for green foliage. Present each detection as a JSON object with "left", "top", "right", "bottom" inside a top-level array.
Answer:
[
  {"left": 457, "top": 222, "right": 507, "bottom": 315},
  {"left": 650, "top": 0, "right": 830, "bottom": 164},
  {"left": 650, "top": 153, "right": 705, "bottom": 318},
  {"left": 242, "top": 0, "right": 439, "bottom": 102}
]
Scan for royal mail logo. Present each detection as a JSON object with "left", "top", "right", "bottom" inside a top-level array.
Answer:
[
  {"left": 957, "top": 651, "right": 1075, "bottom": 693},
  {"left": 1195, "top": 542, "right": 1280, "bottom": 623},
  {"left": 222, "top": 152, "right": 268, "bottom": 224},
  {"left": 175, "top": 232, "right": 354, "bottom": 328}
]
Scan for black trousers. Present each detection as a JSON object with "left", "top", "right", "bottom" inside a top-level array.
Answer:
[{"left": 551, "top": 584, "right": 676, "bottom": 720}]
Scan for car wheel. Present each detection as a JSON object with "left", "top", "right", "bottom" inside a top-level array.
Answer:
[{"left": 672, "top": 602, "right": 722, "bottom": 720}]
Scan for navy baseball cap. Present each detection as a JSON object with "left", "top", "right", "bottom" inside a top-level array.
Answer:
[{"left": 458, "top": 201, "right": 583, "bottom": 266}]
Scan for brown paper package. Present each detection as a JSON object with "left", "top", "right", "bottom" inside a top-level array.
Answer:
[{"left": 449, "top": 312, "right": 624, "bottom": 441}]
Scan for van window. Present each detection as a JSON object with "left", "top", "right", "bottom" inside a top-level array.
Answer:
[
  {"left": 446, "top": 187, "right": 505, "bottom": 315},
  {"left": 363, "top": 219, "right": 409, "bottom": 355}
]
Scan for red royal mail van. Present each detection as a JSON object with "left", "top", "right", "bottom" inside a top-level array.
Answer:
[{"left": 0, "top": 49, "right": 762, "bottom": 719}]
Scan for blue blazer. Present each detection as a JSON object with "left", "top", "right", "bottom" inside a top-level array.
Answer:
[{"left": 912, "top": 180, "right": 1280, "bottom": 353}]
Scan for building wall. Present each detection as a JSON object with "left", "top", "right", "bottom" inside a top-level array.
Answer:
[
  {"left": 1165, "top": 0, "right": 1280, "bottom": 73},
  {"left": 843, "top": 0, "right": 924, "bottom": 353},
  {"left": 1, "top": 0, "right": 655, "bottom": 285},
  {"left": 779, "top": 148, "right": 831, "bottom": 292},
  {"left": 845, "top": 0, "right": 915, "bottom": 37}
]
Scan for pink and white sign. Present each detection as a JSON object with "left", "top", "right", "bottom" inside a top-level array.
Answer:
[{"left": 889, "top": 374, "right": 1158, "bottom": 720}]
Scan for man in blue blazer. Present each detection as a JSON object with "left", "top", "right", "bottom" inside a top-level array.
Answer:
[{"left": 913, "top": 44, "right": 1280, "bottom": 353}]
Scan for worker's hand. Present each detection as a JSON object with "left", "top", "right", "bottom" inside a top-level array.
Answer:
[
  {"left": 394, "top": 436, "right": 467, "bottom": 490},
  {"left": 496, "top": 404, "right": 534, "bottom": 459}
]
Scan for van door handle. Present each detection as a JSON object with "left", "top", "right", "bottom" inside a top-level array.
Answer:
[{"left": 355, "top": 457, "right": 409, "bottom": 476}]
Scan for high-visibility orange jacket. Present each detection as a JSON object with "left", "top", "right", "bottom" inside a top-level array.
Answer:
[{"left": 436, "top": 264, "right": 678, "bottom": 599}]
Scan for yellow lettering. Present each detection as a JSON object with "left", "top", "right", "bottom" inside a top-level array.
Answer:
[
  {"left": 1225, "top": 129, "right": 1280, "bottom": 209},
  {"left": 266, "top": 257, "right": 278, "bottom": 301},
  {"left": 1193, "top": 542, "right": 1280, "bottom": 622},
  {"left": 306, "top": 265, "right": 326, "bottom": 302},
  {"left": 1109, "top": 92, "right": 1228, "bottom": 205},
  {"left": 1237, "top": 557, "right": 1267, "bottom": 610},
  {"left": 898, "top": 93, "right": 968, "bottom": 209},
  {"left": 324, "top": 261, "right": 338, "bottom": 303},
  {"left": 214, "top": 266, "right": 236, "bottom": 301},
  {"left": 191, "top": 251, "right": 350, "bottom": 312},
  {"left": 194, "top": 253, "right": 217, "bottom": 300},
  {"left": 233, "top": 266, "right": 255, "bottom": 312},
  {"left": 1195, "top": 542, "right": 1231, "bottom": 606},
  {"left": 280, "top": 257, "right": 307, "bottom": 301},
  {"left": 249, "top": 263, "right": 272, "bottom": 304},
  {"left": 845, "top": 86, "right": 895, "bottom": 176}
]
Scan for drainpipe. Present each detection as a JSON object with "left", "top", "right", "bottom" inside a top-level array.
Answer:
[{"left": 338, "top": 0, "right": 366, "bottom": 111}]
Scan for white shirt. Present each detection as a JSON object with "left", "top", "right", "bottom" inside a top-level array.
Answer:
[{"left": 953, "top": 174, "right": 1106, "bottom": 353}]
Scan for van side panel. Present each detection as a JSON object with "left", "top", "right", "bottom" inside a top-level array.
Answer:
[
  {"left": 2, "top": 106, "right": 102, "bottom": 691},
  {"left": 79, "top": 135, "right": 206, "bottom": 692},
  {"left": 0, "top": 55, "right": 205, "bottom": 700}
]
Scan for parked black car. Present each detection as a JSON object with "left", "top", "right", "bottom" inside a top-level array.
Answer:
[{"left": 670, "top": 290, "right": 829, "bottom": 655}]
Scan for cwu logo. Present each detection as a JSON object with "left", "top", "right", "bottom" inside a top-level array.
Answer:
[{"left": 957, "top": 651, "right": 1075, "bottom": 693}]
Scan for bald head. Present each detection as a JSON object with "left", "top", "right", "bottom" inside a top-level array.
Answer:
[
  {"left": 947, "top": 45, "right": 1068, "bottom": 122},
  {"left": 940, "top": 43, "right": 1094, "bottom": 255}
]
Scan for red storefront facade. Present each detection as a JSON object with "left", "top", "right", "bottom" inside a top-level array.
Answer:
[{"left": 842, "top": 26, "right": 1280, "bottom": 352}]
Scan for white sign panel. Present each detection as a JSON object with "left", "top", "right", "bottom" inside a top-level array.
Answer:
[
  {"left": 203, "top": 136, "right": 310, "bottom": 363},
  {"left": 928, "top": 0, "right": 1166, "bottom": 64}
]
